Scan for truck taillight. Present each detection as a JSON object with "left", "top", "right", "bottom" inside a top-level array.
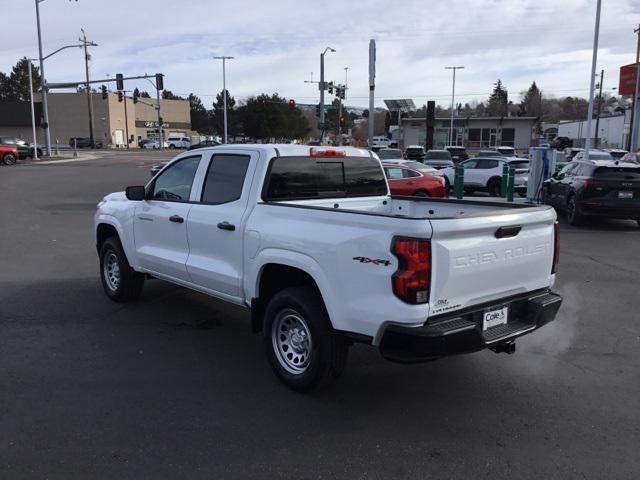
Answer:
[
  {"left": 391, "top": 237, "right": 431, "bottom": 304},
  {"left": 552, "top": 222, "right": 559, "bottom": 274}
]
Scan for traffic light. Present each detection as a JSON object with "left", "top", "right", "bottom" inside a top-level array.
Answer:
[
  {"left": 315, "top": 103, "right": 320, "bottom": 116},
  {"left": 339, "top": 115, "right": 346, "bottom": 126},
  {"left": 101, "top": 85, "right": 107, "bottom": 100},
  {"left": 155, "top": 73, "right": 164, "bottom": 91},
  {"left": 288, "top": 99, "right": 296, "bottom": 110},
  {"left": 132, "top": 90, "right": 139, "bottom": 104},
  {"left": 328, "top": 82, "right": 334, "bottom": 94},
  {"left": 339, "top": 86, "right": 346, "bottom": 100},
  {"left": 118, "top": 91, "right": 123, "bottom": 102},
  {"left": 115, "top": 73, "right": 124, "bottom": 91}
]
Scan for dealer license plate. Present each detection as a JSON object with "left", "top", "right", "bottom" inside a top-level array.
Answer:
[
  {"left": 618, "top": 191, "right": 633, "bottom": 199},
  {"left": 483, "top": 306, "right": 509, "bottom": 331}
]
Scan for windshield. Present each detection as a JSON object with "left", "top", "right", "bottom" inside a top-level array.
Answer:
[
  {"left": 403, "top": 161, "right": 433, "bottom": 171},
  {"left": 425, "top": 151, "right": 452, "bottom": 160},
  {"left": 447, "top": 147, "right": 465, "bottom": 154},
  {"left": 377, "top": 149, "right": 403, "bottom": 160},
  {"left": 588, "top": 152, "right": 613, "bottom": 160}
]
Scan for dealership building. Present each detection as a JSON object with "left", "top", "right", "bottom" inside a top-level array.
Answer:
[
  {"left": 0, "top": 92, "right": 194, "bottom": 148},
  {"left": 399, "top": 116, "right": 537, "bottom": 151}
]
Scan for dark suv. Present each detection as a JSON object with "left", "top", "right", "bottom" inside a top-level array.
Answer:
[
  {"left": 69, "top": 137, "right": 103, "bottom": 148},
  {"left": 543, "top": 159, "right": 640, "bottom": 226},
  {"left": 404, "top": 146, "right": 425, "bottom": 161},
  {"left": 0, "top": 137, "right": 42, "bottom": 159}
]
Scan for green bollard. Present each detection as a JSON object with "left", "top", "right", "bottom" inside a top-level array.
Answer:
[
  {"left": 501, "top": 163, "right": 509, "bottom": 197},
  {"left": 506, "top": 166, "right": 515, "bottom": 202},
  {"left": 454, "top": 164, "right": 464, "bottom": 199}
]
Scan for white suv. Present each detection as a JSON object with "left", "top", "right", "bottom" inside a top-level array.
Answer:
[
  {"left": 167, "top": 136, "right": 191, "bottom": 149},
  {"left": 442, "top": 157, "right": 530, "bottom": 196}
]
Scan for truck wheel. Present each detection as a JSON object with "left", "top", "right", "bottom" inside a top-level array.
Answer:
[
  {"left": 566, "top": 195, "right": 583, "bottom": 226},
  {"left": 168, "top": 144, "right": 175, "bottom": 149},
  {"left": 413, "top": 190, "right": 430, "bottom": 197},
  {"left": 264, "top": 286, "right": 349, "bottom": 392},
  {"left": 2, "top": 153, "right": 17, "bottom": 165},
  {"left": 99, "top": 237, "right": 144, "bottom": 302}
]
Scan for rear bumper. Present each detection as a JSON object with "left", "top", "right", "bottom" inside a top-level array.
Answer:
[
  {"left": 379, "top": 289, "right": 562, "bottom": 363},
  {"left": 578, "top": 199, "right": 640, "bottom": 219}
]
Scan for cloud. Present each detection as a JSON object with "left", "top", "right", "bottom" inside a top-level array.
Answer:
[{"left": 2, "top": 0, "right": 639, "bottom": 108}]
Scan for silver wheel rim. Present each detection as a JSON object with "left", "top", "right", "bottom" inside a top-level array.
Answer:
[
  {"left": 272, "top": 308, "right": 312, "bottom": 375},
  {"left": 103, "top": 252, "right": 121, "bottom": 292}
]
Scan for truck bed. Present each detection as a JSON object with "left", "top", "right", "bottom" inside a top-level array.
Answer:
[{"left": 278, "top": 195, "right": 550, "bottom": 220}]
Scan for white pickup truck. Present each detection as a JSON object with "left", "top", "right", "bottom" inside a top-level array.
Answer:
[{"left": 95, "top": 145, "right": 562, "bottom": 391}]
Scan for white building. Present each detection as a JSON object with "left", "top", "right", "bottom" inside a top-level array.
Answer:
[{"left": 557, "top": 112, "right": 629, "bottom": 149}]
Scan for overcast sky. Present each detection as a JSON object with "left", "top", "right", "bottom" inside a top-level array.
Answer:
[{"left": 3, "top": 0, "right": 639, "bottom": 108}]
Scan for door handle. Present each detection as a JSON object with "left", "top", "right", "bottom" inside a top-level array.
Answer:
[
  {"left": 169, "top": 215, "right": 184, "bottom": 223},
  {"left": 495, "top": 225, "right": 521, "bottom": 239},
  {"left": 217, "top": 221, "right": 236, "bottom": 231}
]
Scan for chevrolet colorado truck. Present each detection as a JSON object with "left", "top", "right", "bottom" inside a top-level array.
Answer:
[{"left": 95, "top": 145, "right": 562, "bottom": 391}]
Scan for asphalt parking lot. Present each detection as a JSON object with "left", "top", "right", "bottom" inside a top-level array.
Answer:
[{"left": 1, "top": 150, "right": 639, "bottom": 479}]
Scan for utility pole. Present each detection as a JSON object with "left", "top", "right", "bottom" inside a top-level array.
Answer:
[
  {"left": 368, "top": 39, "right": 376, "bottom": 148},
  {"left": 594, "top": 69, "right": 604, "bottom": 148},
  {"left": 445, "top": 66, "right": 464, "bottom": 146},
  {"left": 584, "top": 0, "right": 602, "bottom": 157},
  {"left": 628, "top": 25, "right": 640, "bottom": 151},
  {"left": 34, "top": 0, "right": 51, "bottom": 156},
  {"left": 27, "top": 59, "right": 38, "bottom": 160},
  {"left": 156, "top": 84, "right": 163, "bottom": 151},
  {"left": 80, "top": 28, "right": 96, "bottom": 148},
  {"left": 213, "top": 56, "right": 234, "bottom": 144}
]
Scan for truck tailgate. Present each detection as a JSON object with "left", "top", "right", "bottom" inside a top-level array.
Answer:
[{"left": 428, "top": 206, "right": 557, "bottom": 317}]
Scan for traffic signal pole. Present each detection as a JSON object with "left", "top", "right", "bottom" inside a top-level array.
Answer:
[
  {"left": 123, "top": 91, "right": 130, "bottom": 149},
  {"left": 320, "top": 52, "right": 326, "bottom": 142}
]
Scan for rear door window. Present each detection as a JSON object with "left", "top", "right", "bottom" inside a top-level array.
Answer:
[
  {"left": 201, "top": 154, "right": 251, "bottom": 204},
  {"left": 265, "top": 156, "right": 387, "bottom": 200}
]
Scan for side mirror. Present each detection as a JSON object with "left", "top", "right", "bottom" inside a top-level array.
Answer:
[{"left": 125, "top": 185, "right": 146, "bottom": 201}]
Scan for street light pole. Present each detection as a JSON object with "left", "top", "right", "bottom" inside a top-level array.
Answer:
[
  {"left": 214, "top": 56, "right": 234, "bottom": 144},
  {"left": 445, "top": 66, "right": 464, "bottom": 146},
  {"left": 629, "top": 25, "right": 640, "bottom": 151},
  {"left": 27, "top": 59, "right": 38, "bottom": 160},
  {"left": 34, "top": 0, "right": 51, "bottom": 156},
  {"left": 584, "top": 0, "right": 602, "bottom": 157}
]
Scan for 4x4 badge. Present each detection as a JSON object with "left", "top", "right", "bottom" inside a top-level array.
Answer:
[{"left": 353, "top": 257, "right": 391, "bottom": 266}]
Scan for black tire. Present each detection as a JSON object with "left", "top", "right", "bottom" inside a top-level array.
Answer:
[
  {"left": 487, "top": 178, "right": 501, "bottom": 197},
  {"left": 566, "top": 195, "right": 584, "bottom": 226},
  {"left": 414, "top": 190, "right": 430, "bottom": 197},
  {"left": 168, "top": 144, "right": 175, "bottom": 150},
  {"left": 263, "top": 286, "right": 349, "bottom": 392},
  {"left": 541, "top": 186, "right": 551, "bottom": 205},
  {"left": 99, "top": 237, "right": 144, "bottom": 302},
  {"left": 2, "top": 153, "right": 17, "bottom": 165},
  {"left": 443, "top": 176, "right": 451, "bottom": 192}
]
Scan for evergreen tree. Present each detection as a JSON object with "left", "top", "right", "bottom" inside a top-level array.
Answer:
[
  {"left": 212, "top": 89, "right": 237, "bottom": 136},
  {"left": 519, "top": 81, "right": 542, "bottom": 117},
  {"left": 188, "top": 93, "right": 209, "bottom": 134},
  {"left": 487, "top": 80, "right": 508, "bottom": 116},
  {"left": 0, "top": 58, "right": 41, "bottom": 101}
]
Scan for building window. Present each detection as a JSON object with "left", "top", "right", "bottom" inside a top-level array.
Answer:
[
  {"left": 468, "top": 128, "right": 481, "bottom": 148},
  {"left": 502, "top": 128, "right": 515, "bottom": 146}
]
